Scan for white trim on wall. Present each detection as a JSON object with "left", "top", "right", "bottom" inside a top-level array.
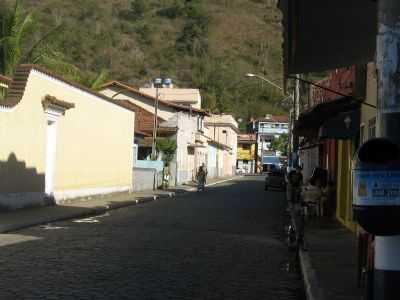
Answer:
[{"left": 53, "top": 186, "right": 131, "bottom": 203}]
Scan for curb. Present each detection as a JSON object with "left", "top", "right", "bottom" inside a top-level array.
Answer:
[
  {"left": 290, "top": 209, "right": 326, "bottom": 300},
  {"left": 299, "top": 249, "right": 325, "bottom": 300}
]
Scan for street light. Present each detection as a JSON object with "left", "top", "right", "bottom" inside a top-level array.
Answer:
[{"left": 245, "top": 73, "right": 284, "bottom": 92}]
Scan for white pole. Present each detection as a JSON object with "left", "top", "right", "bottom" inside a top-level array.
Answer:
[
  {"left": 375, "top": 1, "right": 400, "bottom": 298},
  {"left": 151, "top": 85, "right": 159, "bottom": 160}
]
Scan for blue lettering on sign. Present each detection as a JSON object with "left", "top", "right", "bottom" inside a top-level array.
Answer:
[{"left": 353, "top": 170, "right": 400, "bottom": 206}]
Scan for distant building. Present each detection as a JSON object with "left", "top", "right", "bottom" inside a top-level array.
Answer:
[
  {"left": 248, "top": 114, "right": 289, "bottom": 165},
  {"left": 140, "top": 83, "right": 202, "bottom": 109},
  {"left": 100, "top": 81, "right": 207, "bottom": 186},
  {"left": 237, "top": 134, "right": 257, "bottom": 174},
  {"left": 204, "top": 114, "right": 239, "bottom": 178}
]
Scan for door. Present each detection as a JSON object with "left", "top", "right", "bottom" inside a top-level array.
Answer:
[{"left": 45, "top": 120, "right": 57, "bottom": 196}]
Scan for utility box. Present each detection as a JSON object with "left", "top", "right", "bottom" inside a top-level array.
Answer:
[{"left": 352, "top": 138, "right": 400, "bottom": 236}]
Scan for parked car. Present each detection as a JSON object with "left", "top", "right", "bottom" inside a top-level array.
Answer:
[
  {"left": 262, "top": 155, "right": 282, "bottom": 173},
  {"left": 265, "top": 169, "right": 286, "bottom": 191}
]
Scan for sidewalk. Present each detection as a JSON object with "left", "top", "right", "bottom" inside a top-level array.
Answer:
[
  {"left": 298, "top": 216, "right": 362, "bottom": 300},
  {"left": 0, "top": 176, "right": 238, "bottom": 234}
]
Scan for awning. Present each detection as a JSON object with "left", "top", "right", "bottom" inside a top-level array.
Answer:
[
  {"left": 294, "top": 97, "right": 361, "bottom": 137},
  {"left": 319, "top": 109, "right": 360, "bottom": 140},
  {"left": 278, "top": 0, "right": 377, "bottom": 75}
]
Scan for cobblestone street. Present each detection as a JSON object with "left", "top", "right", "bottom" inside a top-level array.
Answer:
[{"left": 0, "top": 177, "right": 304, "bottom": 299}]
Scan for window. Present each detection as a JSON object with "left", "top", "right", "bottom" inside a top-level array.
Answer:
[
  {"left": 368, "top": 117, "right": 376, "bottom": 139},
  {"left": 197, "top": 116, "right": 204, "bottom": 131},
  {"left": 242, "top": 144, "right": 251, "bottom": 150}
]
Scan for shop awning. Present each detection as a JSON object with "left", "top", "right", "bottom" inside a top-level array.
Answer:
[
  {"left": 278, "top": 0, "right": 377, "bottom": 75},
  {"left": 294, "top": 97, "right": 361, "bottom": 137},
  {"left": 319, "top": 109, "right": 360, "bottom": 140}
]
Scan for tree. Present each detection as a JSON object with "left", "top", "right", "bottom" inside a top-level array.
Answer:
[
  {"left": 156, "top": 138, "right": 177, "bottom": 166},
  {"left": 81, "top": 69, "right": 110, "bottom": 90},
  {"left": 0, "top": 0, "right": 34, "bottom": 76},
  {"left": 270, "top": 133, "right": 288, "bottom": 156},
  {"left": 156, "top": 138, "right": 177, "bottom": 189},
  {"left": 119, "top": 0, "right": 149, "bottom": 21},
  {"left": 0, "top": 1, "right": 78, "bottom": 80}
]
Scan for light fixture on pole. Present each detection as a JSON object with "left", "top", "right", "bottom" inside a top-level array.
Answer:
[
  {"left": 151, "top": 77, "right": 163, "bottom": 160},
  {"left": 245, "top": 73, "right": 284, "bottom": 92}
]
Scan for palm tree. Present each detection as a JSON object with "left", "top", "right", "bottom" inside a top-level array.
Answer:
[
  {"left": 0, "top": 0, "right": 79, "bottom": 79},
  {"left": 87, "top": 69, "right": 110, "bottom": 90},
  {"left": 0, "top": 0, "right": 34, "bottom": 76}
]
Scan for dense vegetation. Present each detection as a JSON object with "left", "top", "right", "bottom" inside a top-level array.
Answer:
[{"left": 4, "top": 0, "right": 286, "bottom": 124}]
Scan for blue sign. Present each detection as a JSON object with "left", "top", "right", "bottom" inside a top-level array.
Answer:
[{"left": 353, "top": 170, "right": 400, "bottom": 206}]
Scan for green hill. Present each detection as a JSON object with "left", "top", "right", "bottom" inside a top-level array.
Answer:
[{"left": 19, "top": 0, "right": 285, "bottom": 123}]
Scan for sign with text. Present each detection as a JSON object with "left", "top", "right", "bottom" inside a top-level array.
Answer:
[{"left": 353, "top": 170, "right": 400, "bottom": 206}]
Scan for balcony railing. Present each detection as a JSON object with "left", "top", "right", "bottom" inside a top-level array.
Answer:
[{"left": 258, "top": 128, "right": 289, "bottom": 135}]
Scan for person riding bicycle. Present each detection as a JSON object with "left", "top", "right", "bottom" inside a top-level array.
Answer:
[{"left": 196, "top": 165, "right": 207, "bottom": 191}]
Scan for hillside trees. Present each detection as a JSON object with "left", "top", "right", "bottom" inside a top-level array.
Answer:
[
  {"left": 176, "top": 0, "right": 209, "bottom": 55},
  {"left": 270, "top": 133, "right": 288, "bottom": 155},
  {"left": 10, "top": 0, "right": 286, "bottom": 121}
]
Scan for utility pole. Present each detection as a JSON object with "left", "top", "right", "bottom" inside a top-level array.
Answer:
[
  {"left": 151, "top": 78, "right": 163, "bottom": 160},
  {"left": 375, "top": 1, "right": 400, "bottom": 298},
  {"left": 291, "top": 74, "right": 300, "bottom": 167}
]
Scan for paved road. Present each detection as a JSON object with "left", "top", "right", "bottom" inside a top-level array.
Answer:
[{"left": 0, "top": 177, "right": 304, "bottom": 299}]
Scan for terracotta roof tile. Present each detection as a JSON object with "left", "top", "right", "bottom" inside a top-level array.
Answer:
[
  {"left": 0, "top": 74, "right": 12, "bottom": 85},
  {"left": 254, "top": 115, "right": 289, "bottom": 123}
]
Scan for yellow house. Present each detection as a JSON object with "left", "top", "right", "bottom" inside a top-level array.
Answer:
[
  {"left": 237, "top": 134, "right": 256, "bottom": 173},
  {"left": 0, "top": 65, "right": 135, "bottom": 209}
]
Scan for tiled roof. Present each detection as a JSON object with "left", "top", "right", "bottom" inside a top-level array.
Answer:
[
  {"left": 0, "top": 65, "right": 135, "bottom": 113},
  {"left": 135, "top": 129, "right": 151, "bottom": 137},
  {"left": 254, "top": 115, "right": 289, "bottom": 123},
  {"left": 0, "top": 74, "right": 12, "bottom": 85},
  {"left": 238, "top": 134, "right": 256, "bottom": 142},
  {"left": 101, "top": 81, "right": 208, "bottom": 115}
]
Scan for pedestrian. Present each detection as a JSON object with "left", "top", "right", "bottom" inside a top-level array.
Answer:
[
  {"left": 302, "top": 167, "right": 328, "bottom": 216},
  {"left": 287, "top": 166, "right": 303, "bottom": 204},
  {"left": 196, "top": 165, "right": 207, "bottom": 192}
]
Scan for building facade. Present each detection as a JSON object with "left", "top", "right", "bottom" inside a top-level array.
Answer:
[
  {"left": 100, "top": 81, "right": 208, "bottom": 186},
  {"left": 140, "top": 85, "right": 202, "bottom": 109},
  {"left": 0, "top": 65, "right": 135, "bottom": 209},
  {"left": 204, "top": 114, "right": 239, "bottom": 178},
  {"left": 237, "top": 134, "right": 256, "bottom": 174},
  {"left": 248, "top": 115, "right": 289, "bottom": 168}
]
